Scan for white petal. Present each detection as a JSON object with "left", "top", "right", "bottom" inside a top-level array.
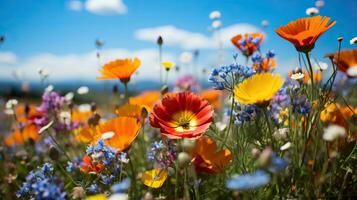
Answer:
[
  {"left": 102, "top": 131, "right": 115, "bottom": 140},
  {"left": 280, "top": 142, "right": 292, "bottom": 151},
  {"left": 39, "top": 120, "right": 54, "bottom": 134}
]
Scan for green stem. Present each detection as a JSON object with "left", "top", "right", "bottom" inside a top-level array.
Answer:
[
  {"left": 304, "top": 52, "right": 315, "bottom": 100},
  {"left": 124, "top": 82, "right": 129, "bottom": 103},
  {"left": 221, "top": 96, "right": 235, "bottom": 148},
  {"left": 159, "top": 45, "right": 162, "bottom": 86},
  {"left": 191, "top": 166, "right": 200, "bottom": 200},
  {"left": 263, "top": 107, "right": 274, "bottom": 149},
  {"left": 128, "top": 154, "right": 137, "bottom": 198}
]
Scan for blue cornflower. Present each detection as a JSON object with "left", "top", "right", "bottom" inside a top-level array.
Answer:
[
  {"left": 233, "top": 103, "right": 258, "bottom": 125},
  {"left": 66, "top": 161, "right": 76, "bottom": 173},
  {"left": 101, "top": 175, "right": 115, "bottom": 185},
  {"left": 111, "top": 178, "right": 131, "bottom": 194},
  {"left": 41, "top": 163, "right": 53, "bottom": 174},
  {"left": 226, "top": 170, "right": 271, "bottom": 191},
  {"left": 209, "top": 63, "right": 254, "bottom": 90},
  {"left": 31, "top": 178, "right": 67, "bottom": 200},
  {"left": 292, "top": 94, "right": 311, "bottom": 114},
  {"left": 152, "top": 140, "right": 164, "bottom": 151},
  {"left": 266, "top": 50, "right": 275, "bottom": 58},
  {"left": 86, "top": 139, "right": 118, "bottom": 166},
  {"left": 87, "top": 183, "right": 98, "bottom": 193},
  {"left": 252, "top": 54, "right": 263, "bottom": 64},
  {"left": 268, "top": 153, "right": 288, "bottom": 173},
  {"left": 17, "top": 163, "right": 67, "bottom": 199}
]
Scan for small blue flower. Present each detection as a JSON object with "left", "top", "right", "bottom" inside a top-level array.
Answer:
[
  {"left": 66, "top": 162, "right": 76, "bottom": 173},
  {"left": 41, "top": 163, "right": 53, "bottom": 174},
  {"left": 111, "top": 178, "right": 131, "bottom": 194},
  {"left": 226, "top": 170, "right": 270, "bottom": 191},
  {"left": 266, "top": 50, "right": 275, "bottom": 58},
  {"left": 87, "top": 183, "right": 98, "bottom": 193},
  {"left": 101, "top": 175, "right": 115, "bottom": 185},
  {"left": 268, "top": 153, "right": 288, "bottom": 173}
]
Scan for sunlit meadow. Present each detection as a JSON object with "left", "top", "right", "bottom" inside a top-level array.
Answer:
[{"left": 0, "top": 0, "right": 356, "bottom": 199}]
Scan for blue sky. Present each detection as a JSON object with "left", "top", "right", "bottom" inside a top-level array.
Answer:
[{"left": 0, "top": 0, "right": 356, "bottom": 81}]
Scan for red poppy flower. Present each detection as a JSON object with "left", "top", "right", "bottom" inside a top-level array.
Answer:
[
  {"left": 80, "top": 155, "right": 104, "bottom": 173},
  {"left": 150, "top": 92, "right": 213, "bottom": 139}
]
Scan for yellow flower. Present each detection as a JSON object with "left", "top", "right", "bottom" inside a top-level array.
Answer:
[
  {"left": 161, "top": 61, "right": 175, "bottom": 71},
  {"left": 234, "top": 73, "right": 284, "bottom": 106},
  {"left": 141, "top": 168, "right": 168, "bottom": 188},
  {"left": 86, "top": 194, "right": 107, "bottom": 200}
]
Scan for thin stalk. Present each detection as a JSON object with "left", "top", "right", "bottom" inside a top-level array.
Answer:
[
  {"left": 191, "top": 166, "right": 200, "bottom": 200},
  {"left": 262, "top": 107, "right": 274, "bottom": 149},
  {"left": 128, "top": 154, "right": 137, "bottom": 198},
  {"left": 220, "top": 96, "right": 235, "bottom": 148},
  {"left": 304, "top": 52, "right": 315, "bottom": 99},
  {"left": 159, "top": 45, "right": 162, "bottom": 86},
  {"left": 124, "top": 82, "right": 129, "bottom": 103}
]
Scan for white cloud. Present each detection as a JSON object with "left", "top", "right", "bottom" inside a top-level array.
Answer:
[
  {"left": 134, "top": 23, "right": 262, "bottom": 49},
  {"left": 85, "top": 0, "right": 127, "bottom": 15},
  {"left": 0, "top": 52, "right": 17, "bottom": 64},
  {"left": 68, "top": 0, "right": 83, "bottom": 11},
  {"left": 0, "top": 49, "right": 174, "bottom": 81}
]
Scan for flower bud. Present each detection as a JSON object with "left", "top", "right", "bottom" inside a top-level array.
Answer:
[
  {"left": 143, "top": 192, "right": 153, "bottom": 200},
  {"left": 257, "top": 147, "right": 272, "bottom": 167},
  {"left": 49, "top": 145, "right": 60, "bottom": 161},
  {"left": 88, "top": 113, "right": 101, "bottom": 126},
  {"left": 157, "top": 36, "right": 163, "bottom": 46},
  {"left": 90, "top": 102, "right": 97, "bottom": 112},
  {"left": 72, "top": 186, "right": 85, "bottom": 199},
  {"left": 178, "top": 152, "right": 192, "bottom": 168},
  {"left": 251, "top": 148, "right": 261, "bottom": 159},
  {"left": 161, "top": 85, "right": 169, "bottom": 96},
  {"left": 141, "top": 107, "right": 148, "bottom": 119}
]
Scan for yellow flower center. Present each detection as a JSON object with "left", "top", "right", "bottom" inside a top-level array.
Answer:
[{"left": 171, "top": 110, "right": 197, "bottom": 132}]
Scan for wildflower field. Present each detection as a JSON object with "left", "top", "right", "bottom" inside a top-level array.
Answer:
[{"left": 0, "top": 0, "right": 356, "bottom": 199}]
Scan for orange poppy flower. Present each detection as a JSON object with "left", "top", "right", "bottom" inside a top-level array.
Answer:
[
  {"left": 320, "top": 103, "right": 356, "bottom": 129},
  {"left": 80, "top": 155, "right": 104, "bottom": 173},
  {"left": 74, "top": 125, "right": 101, "bottom": 144},
  {"left": 13, "top": 104, "right": 43, "bottom": 124},
  {"left": 199, "top": 89, "right": 222, "bottom": 109},
  {"left": 275, "top": 16, "right": 336, "bottom": 52},
  {"left": 97, "top": 58, "right": 141, "bottom": 83},
  {"left": 99, "top": 117, "right": 141, "bottom": 151},
  {"left": 150, "top": 92, "right": 213, "bottom": 139},
  {"left": 115, "top": 103, "right": 145, "bottom": 119},
  {"left": 327, "top": 49, "right": 357, "bottom": 78},
  {"left": 4, "top": 124, "right": 39, "bottom": 146},
  {"left": 71, "top": 110, "right": 93, "bottom": 124},
  {"left": 253, "top": 57, "right": 277, "bottom": 72},
  {"left": 129, "top": 91, "right": 161, "bottom": 112},
  {"left": 192, "top": 137, "right": 232, "bottom": 174},
  {"left": 231, "top": 33, "right": 264, "bottom": 57}
]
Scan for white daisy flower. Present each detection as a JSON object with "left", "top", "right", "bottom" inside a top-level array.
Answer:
[
  {"left": 306, "top": 7, "right": 319, "bottom": 16},
  {"left": 350, "top": 36, "right": 357, "bottom": 45},
  {"left": 209, "top": 10, "right": 221, "bottom": 19}
]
